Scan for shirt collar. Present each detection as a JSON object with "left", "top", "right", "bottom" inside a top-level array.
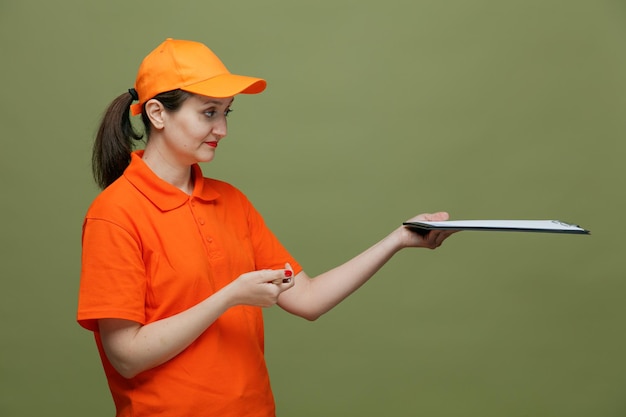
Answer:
[{"left": 124, "top": 150, "right": 221, "bottom": 211}]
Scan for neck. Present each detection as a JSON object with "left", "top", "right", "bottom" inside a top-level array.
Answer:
[{"left": 141, "top": 146, "right": 194, "bottom": 195}]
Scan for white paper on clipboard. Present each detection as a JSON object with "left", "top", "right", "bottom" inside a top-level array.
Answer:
[{"left": 402, "top": 220, "right": 590, "bottom": 235}]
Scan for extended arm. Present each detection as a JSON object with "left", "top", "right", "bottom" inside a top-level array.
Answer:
[{"left": 277, "top": 212, "right": 454, "bottom": 321}]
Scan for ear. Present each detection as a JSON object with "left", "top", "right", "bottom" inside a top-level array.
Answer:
[{"left": 144, "top": 99, "right": 166, "bottom": 130}]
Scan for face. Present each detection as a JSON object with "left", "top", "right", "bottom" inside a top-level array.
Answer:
[{"left": 151, "top": 94, "right": 234, "bottom": 166}]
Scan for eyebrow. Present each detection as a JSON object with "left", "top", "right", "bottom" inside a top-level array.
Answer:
[{"left": 200, "top": 98, "right": 235, "bottom": 106}]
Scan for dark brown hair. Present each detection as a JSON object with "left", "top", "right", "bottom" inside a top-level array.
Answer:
[{"left": 92, "top": 89, "right": 192, "bottom": 189}]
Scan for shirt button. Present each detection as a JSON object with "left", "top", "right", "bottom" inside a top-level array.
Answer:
[{"left": 198, "top": 218, "right": 205, "bottom": 225}]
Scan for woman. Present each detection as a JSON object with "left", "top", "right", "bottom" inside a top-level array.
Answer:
[{"left": 77, "top": 38, "right": 453, "bottom": 417}]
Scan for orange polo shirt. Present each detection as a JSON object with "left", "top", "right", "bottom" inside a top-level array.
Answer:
[{"left": 77, "top": 151, "right": 301, "bottom": 417}]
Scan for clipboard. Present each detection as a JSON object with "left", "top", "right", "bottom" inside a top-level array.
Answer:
[{"left": 402, "top": 220, "right": 590, "bottom": 235}]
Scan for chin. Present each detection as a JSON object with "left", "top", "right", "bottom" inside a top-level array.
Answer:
[{"left": 196, "top": 153, "right": 216, "bottom": 164}]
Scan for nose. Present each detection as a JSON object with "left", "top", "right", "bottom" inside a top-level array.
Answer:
[{"left": 212, "top": 115, "right": 228, "bottom": 139}]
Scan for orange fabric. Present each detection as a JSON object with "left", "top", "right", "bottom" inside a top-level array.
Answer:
[
  {"left": 130, "top": 39, "right": 266, "bottom": 115},
  {"left": 77, "top": 151, "right": 301, "bottom": 417}
]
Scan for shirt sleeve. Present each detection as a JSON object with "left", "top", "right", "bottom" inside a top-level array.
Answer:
[{"left": 77, "top": 218, "right": 147, "bottom": 331}]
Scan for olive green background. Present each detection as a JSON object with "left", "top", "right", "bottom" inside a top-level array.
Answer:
[{"left": 1, "top": 0, "right": 625, "bottom": 416}]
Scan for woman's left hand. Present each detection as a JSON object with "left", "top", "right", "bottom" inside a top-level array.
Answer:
[{"left": 397, "top": 211, "right": 455, "bottom": 249}]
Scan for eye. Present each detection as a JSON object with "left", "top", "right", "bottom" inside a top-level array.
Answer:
[{"left": 203, "top": 108, "right": 233, "bottom": 119}]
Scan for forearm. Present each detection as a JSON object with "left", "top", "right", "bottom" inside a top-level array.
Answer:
[
  {"left": 279, "top": 228, "right": 403, "bottom": 320},
  {"left": 100, "top": 286, "right": 235, "bottom": 378},
  {"left": 278, "top": 213, "right": 454, "bottom": 321},
  {"left": 99, "top": 268, "right": 291, "bottom": 378}
]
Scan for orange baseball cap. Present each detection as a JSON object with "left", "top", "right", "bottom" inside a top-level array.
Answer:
[{"left": 130, "top": 38, "right": 267, "bottom": 116}]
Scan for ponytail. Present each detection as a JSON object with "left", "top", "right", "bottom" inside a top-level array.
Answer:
[
  {"left": 92, "top": 89, "right": 192, "bottom": 189},
  {"left": 92, "top": 92, "right": 143, "bottom": 189}
]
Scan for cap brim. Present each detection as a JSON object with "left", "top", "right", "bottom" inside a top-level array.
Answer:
[{"left": 183, "top": 74, "right": 266, "bottom": 98}]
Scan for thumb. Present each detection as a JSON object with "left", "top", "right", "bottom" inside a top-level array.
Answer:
[{"left": 424, "top": 211, "right": 449, "bottom": 221}]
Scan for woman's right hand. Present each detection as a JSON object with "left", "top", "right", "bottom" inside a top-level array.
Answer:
[{"left": 226, "top": 265, "right": 295, "bottom": 308}]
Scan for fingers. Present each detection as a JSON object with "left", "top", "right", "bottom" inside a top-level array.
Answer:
[
  {"left": 423, "top": 230, "right": 455, "bottom": 249},
  {"left": 432, "top": 211, "right": 450, "bottom": 221},
  {"left": 233, "top": 267, "right": 295, "bottom": 308},
  {"left": 402, "top": 211, "right": 455, "bottom": 249},
  {"left": 270, "top": 263, "right": 295, "bottom": 288},
  {"left": 406, "top": 211, "right": 450, "bottom": 225}
]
